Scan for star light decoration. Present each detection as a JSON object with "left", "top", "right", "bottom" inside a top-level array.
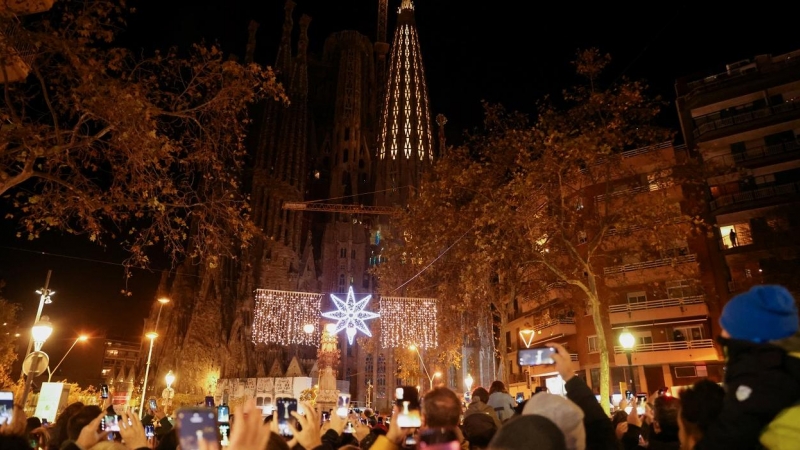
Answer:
[{"left": 321, "top": 286, "right": 380, "bottom": 345}]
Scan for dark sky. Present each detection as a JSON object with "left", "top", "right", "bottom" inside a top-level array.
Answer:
[{"left": 2, "top": 0, "right": 799, "bottom": 384}]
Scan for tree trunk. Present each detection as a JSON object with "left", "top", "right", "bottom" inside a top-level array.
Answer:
[{"left": 587, "top": 273, "right": 610, "bottom": 416}]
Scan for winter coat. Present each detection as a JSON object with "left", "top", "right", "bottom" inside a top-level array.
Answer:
[
  {"left": 695, "top": 334, "right": 800, "bottom": 450},
  {"left": 487, "top": 391, "right": 516, "bottom": 422},
  {"left": 464, "top": 399, "right": 502, "bottom": 428}
]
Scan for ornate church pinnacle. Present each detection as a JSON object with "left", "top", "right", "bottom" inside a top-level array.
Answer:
[
  {"left": 275, "top": 0, "right": 296, "bottom": 73},
  {"left": 400, "top": 0, "right": 414, "bottom": 10}
]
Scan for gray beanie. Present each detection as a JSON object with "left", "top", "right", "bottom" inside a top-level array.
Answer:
[{"left": 523, "top": 393, "right": 586, "bottom": 450}]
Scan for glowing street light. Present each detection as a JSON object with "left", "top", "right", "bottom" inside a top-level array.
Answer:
[
  {"left": 303, "top": 323, "right": 315, "bottom": 334},
  {"left": 619, "top": 328, "right": 637, "bottom": 395},
  {"left": 162, "top": 370, "right": 176, "bottom": 411},
  {"left": 48, "top": 335, "right": 88, "bottom": 382},
  {"left": 465, "top": 373, "right": 474, "bottom": 393},
  {"left": 409, "top": 344, "right": 438, "bottom": 391},
  {"left": 22, "top": 316, "right": 54, "bottom": 406},
  {"left": 139, "top": 332, "right": 158, "bottom": 419}
]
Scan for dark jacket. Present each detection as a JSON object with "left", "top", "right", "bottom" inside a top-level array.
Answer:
[
  {"left": 694, "top": 335, "right": 800, "bottom": 450},
  {"left": 564, "top": 376, "right": 617, "bottom": 450},
  {"left": 464, "top": 399, "right": 502, "bottom": 428},
  {"left": 621, "top": 423, "right": 679, "bottom": 450}
]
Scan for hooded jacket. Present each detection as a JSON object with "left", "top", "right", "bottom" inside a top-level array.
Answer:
[{"left": 465, "top": 398, "right": 502, "bottom": 429}]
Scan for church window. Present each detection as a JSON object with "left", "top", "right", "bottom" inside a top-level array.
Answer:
[
  {"left": 343, "top": 149, "right": 349, "bottom": 163},
  {"left": 351, "top": 249, "right": 356, "bottom": 259},
  {"left": 338, "top": 274, "right": 346, "bottom": 291},
  {"left": 345, "top": 127, "right": 350, "bottom": 141},
  {"left": 340, "top": 248, "right": 346, "bottom": 258},
  {"left": 377, "top": 353, "right": 386, "bottom": 398},
  {"left": 359, "top": 159, "right": 365, "bottom": 169}
]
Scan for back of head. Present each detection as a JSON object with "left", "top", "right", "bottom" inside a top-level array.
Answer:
[
  {"left": 0, "top": 435, "right": 33, "bottom": 450},
  {"left": 462, "top": 412, "right": 498, "bottom": 448},
  {"left": 67, "top": 405, "right": 103, "bottom": 441},
  {"left": 26, "top": 417, "right": 42, "bottom": 434},
  {"left": 679, "top": 380, "right": 724, "bottom": 440},
  {"left": 720, "top": 284, "right": 799, "bottom": 342},
  {"left": 53, "top": 402, "right": 85, "bottom": 445},
  {"left": 422, "top": 387, "right": 462, "bottom": 428},
  {"left": 488, "top": 381, "right": 506, "bottom": 395},
  {"left": 654, "top": 395, "right": 681, "bottom": 437},
  {"left": 472, "top": 387, "right": 490, "bottom": 404},
  {"left": 522, "top": 393, "right": 585, "bottom": 450},
  {"left": 488, "top": 415, "right": 566, "bottom": 450}
]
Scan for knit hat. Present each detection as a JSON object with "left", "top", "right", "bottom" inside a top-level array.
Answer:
[
  {"left": 462, "top": 413, "right": 498, "bottom": 448},
  {"left": 488, "top": 415, "right": 566, "bottom": 450},
  {"left": 720, "top": 285, "right": 799, "bottom": 343},
  {"left": 523, "top": 393, "right": 585, "bottom": 450}
]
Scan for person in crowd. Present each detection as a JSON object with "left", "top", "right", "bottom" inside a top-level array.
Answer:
[
  {"left": 48, "top": 402, "right": 84, "bottom": 450},
  {"left": 677, "top": 380, "right": 725, "bottom": 450},
  {"left": 695, "top": 285, "right": 800, "bottom": 450},
  {"left": 359, "top": 418, "right": 388, "bottom": 450},
  {"left": 487, "top": 381, "right": 516, "bottom": 422},
  {"left": 461, "top": 413, "right": 498, "bottom": 450},
  {"left": 465, "top": 387, "right": 501, "bottom": 428},
  {"left": 63, "top": 405, "right": 102, "bottom": 449},
  {"left": 373, "top": 387, "right": 466, "bottom": 450},
  {"left": 523, "top": 392, "right": 585, "bottom": 450},
  {"left": 620, "top": 395, "right": 680, "bottom": 450},
  {"left": 488, "top": 415, "right": 567, "bottom": 450},
  {"left": 141, "top": 399, "right": 173, "bottom": 441},
  {"left": 548, "top": 343, "right": 617, "bottom": 450}
]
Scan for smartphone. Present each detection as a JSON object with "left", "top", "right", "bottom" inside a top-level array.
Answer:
[
  {"left": 101, "top": 384, "right": 109, "bottom": 399},
  {"left": 344, "top": 421, "right": 355, "bottom": 434},
  {"left": 41, "top": 418, "right": 48, "bottom": 427},
  {"left": 217, "top": 405, "right": 229, "bottom": 423},
  {"left": 145, "top": 424, "right": 155, "bottom": 437},
  {"left": 177, "top": 407, "right": 219, "bottom": 450},
  {"left": 625, "top": 390, "right": 632, "bottom": 400},
  {"left": 149, "top": 398, "right": 158, "bottom": 412},
  {"left": 321, "top": 412, "right": 330, "bottom": 423},
  {"left": 101, "top": 415, "right": 120, "bottom": 432},
  {"left": 336, "top": 393, "right": 351, "bottom": 418},
  {"left": 276, "top": 397, "right": 298, "bottom": 438},
  {"left": 515, "top": 392, "right": 524, "bottom": 403},
  {"left": 518, "top": 347, "right": 556, "bottom": 366},
  {"left": 395, "top": 386, "right": 421, "bottom": 428},
  {"left": 0, "top": 391, "right": 13, "bottom": 424},
  {"left": 204, "top": 396, "right": 215, "bottom": 407}
]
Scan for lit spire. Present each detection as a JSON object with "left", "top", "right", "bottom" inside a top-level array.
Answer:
[{"left": 400, "top": 0, "right": 414, "bottom": 10}]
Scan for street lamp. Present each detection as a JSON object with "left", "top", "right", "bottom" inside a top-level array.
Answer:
[
  {"left": 20, "top": 271, "right": 54, "bottom": 379},
  {"left": 162, "top": 370, "right": 176, "bottom": 413},
  {"left": 619, "top": 328, "right": 637, "bottom": 395},
  {"left": 139, "top": 331, "right": 158, "bottom": 419},
  {"left": 154, "top": 297, "right": 170, "bottom": 333},
  {"left": 21, "top": 316, "right": 54, "bottom": 406},
  {"left": 409, "top": 344, "right": 437, "bottom": 391},
  {"left": 303, "top": 323, "right": 315, "bottom": 334},
  {"left": 465, "top": 373, "right": 474, "bottom": 393},
  {"left": 48, "top": 335, "right": 88, "bottom": 382}
]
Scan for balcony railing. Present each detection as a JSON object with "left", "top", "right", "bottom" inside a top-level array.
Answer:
[
  {"left": 581, "top": 141, "right": 680, "bottom": 172},
  {"left": 708, "top": 140, "right": 800, "bottom": 167},
  {"left": 709, "top": 181, "right": 800, "bottom": 211},
  {"left": 693, "top": 100, "right": 800, "bottom": 138},
  {"left": 608, "top": 295, "right": 704, "bottom": 313},
  {"left": 684, "top": 54, "right": 800, "bottom": 95},
  {"left": 530, "top": 317, "right": 575, "bottom": 332},
  {"left": 614, "top": 339, "right": 715, "bottom": 354},
  {"left": 604, "top": 254, "right": 697, "bottom": 275}
]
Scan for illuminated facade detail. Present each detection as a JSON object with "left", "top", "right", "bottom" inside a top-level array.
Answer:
[
  {"left": 321, "top": 286, "right": 380, "bottom": 345},
  {"left": 379, "top": 296, "right": 438, "bottom": 349},
  {"left": 375, "top": 1, "right": 434, "bottom": 206},
  {"left": 252, "top": 290, "right": 322, "bottom": 346}
]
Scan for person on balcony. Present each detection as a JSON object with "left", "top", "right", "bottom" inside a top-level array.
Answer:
[{"left": 728, "top": 229, "right": 738, "bottom": 247}]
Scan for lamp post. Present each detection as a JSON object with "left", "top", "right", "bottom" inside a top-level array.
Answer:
[
  {"left": 619, "top": 328, "right": 637, "bottom": 395},
  {"left": 409, "top": 344, "right": 438, "bottom": 391},
  {"left": 154, "top": 297, "right": 170, "bottom": 332},
  {"left": 48, "top": 335, "right": 88, "bottom": 382},
  {"left": 20, "top": 271, "right": 54, "bottom": 379},
  {"left": 21, "top": 316, "right": 54, "bottom": 406},
  {"left": 162, "top": 370, "right": 175, "bottom": 414},
  {"left": 139, "top": 331, "right": 158, "bottom": 419}
]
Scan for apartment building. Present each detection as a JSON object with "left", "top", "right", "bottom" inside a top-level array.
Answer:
[
  {"left": 503, "top": 142, "right": 724, "bottom": 400},
  {"left": 100, "top": 337, "right": 141, "bottom": 379},
  {"left": 676, "top": 49, "right": 800, "bottom": 298}
]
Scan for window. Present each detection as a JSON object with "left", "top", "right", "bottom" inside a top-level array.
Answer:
[
  {"left": 720, "top": 223, "right": 752, "bottom": 248},
  {"left": 365, "top": 354, "right": 374, "bottom": 380},
  {"left": 634, "top": 330, "right": 653, "bottom": 346},
  {"left": 351, "top": 249, "right": 356, "bottom": 259},
  {"left": 627, "top": 291, "right": 647, "bottom": 304},
  {"left": 343, "top": 149, "right": 349, "bottom": 163},
  {"left": 338, "top": 274, "right": 346, "bottom": 291},
  {"left": 340, "top": 248, "right": 346, "bottom": 259},
  {"left": 587, "top": 335, "right": 599, "bottom": 353},
  {"left": 344, "top": 127, "right": 350, "bottom": 141},
  {"left": 673, "top": 326, "right": 703, "bottom": 342},
  {"left": 666, "top": 280, "right": 695, "bottom": 299}
]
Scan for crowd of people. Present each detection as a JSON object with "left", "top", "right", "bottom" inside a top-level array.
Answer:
[{"left": 0, "top": 284, "right": 798, "bottom": 450}]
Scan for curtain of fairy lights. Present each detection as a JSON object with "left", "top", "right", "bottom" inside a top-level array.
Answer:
[
  {"left": 379, "top": 296, "right": 438, "bottom": 349},
  {"left": 252, "top": 290, "right": 322, "bottom": 346}
]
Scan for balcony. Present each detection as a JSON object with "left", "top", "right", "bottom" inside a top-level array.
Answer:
[
  {"left": 682, "top": 53, "right": 800, "bottom": 97},
  {"left": 693, "top": 100, "right": 800, "bottom": 139},
  {"left": 608, "top": 296, "right": 708, "bottom": 326},
  {"left": 522, "top": 318, "right": 577, "bottom": 345},
  {"left": 613, "top": 339, "right": 721, "bottom": 366},
  {"left": 515, "top": 282, "right": 572, "bottom": 317},
  {"left": 709, "top": 181, "right": 800, "bottom": 211},
  {"left": 0, "top": 0, "right": 55, "bottom": 15},
  {"left": 1, "top": 20, "right": 36, "bottom": 84},
  {"left": 707, "top": 140, "right": 800, "bottom": 169},
  {"left": 603, "top": 255, "right": 699, "bottom": 287}
]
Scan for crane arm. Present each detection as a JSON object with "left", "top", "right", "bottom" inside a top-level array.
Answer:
[{"left": 282, "top": 202, "right": 399, "bottom": 215}]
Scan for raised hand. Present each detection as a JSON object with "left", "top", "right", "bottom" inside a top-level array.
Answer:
[
  {"left": 119, "top": 410, "right": 149, "bottom": 450},
  {"left": 228, "top": 398, "right": 271, "bottom": 450},
  {"left": 288, "top": 402, "right": 322, "bottom": 450},
  {"left": 547, "top": 342, "right": 576, "bottom": 382},
  {"left": 75, "top": 413, "right": 110, "bottom": 450}
]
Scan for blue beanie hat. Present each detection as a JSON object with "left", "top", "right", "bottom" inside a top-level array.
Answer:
[{"left": 720, "top": 285, "right": 799, "bottom": 342}]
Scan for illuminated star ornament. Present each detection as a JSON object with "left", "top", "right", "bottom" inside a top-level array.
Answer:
[{"left": 322, "top": 286, "right": 380, "bottom": 345}]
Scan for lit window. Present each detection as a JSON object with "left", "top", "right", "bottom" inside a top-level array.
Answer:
[{"left": 587, "top": 335, "right": 599, "bottom": 353}]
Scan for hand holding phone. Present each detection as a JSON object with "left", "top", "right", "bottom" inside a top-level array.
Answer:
[
  {"left": 276, "top": 397, "right": 298, "bottom": 438},
  {"left": 336, "top": 393, "right": 351, "bottom": 419},
  {"left": 100, "top": 384, "right": 109, "bottom": 399},
  {"left": 177, "top": 408, "right": 219, "bottom": 450},
  {"left": 0, "top": 391, "right": 14, "bottom": 425}
]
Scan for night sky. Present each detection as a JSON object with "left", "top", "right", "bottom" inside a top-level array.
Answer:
[{"left": 2, "top": 0, "right": 799, "bottom": 384}]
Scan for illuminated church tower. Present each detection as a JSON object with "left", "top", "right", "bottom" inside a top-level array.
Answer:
[{"left": 374, "top": 0, "right": 435, "bottom": 208}]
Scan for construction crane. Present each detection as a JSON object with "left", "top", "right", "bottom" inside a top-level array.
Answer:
[{"left": 282, "top": 202, "right": 399, "bottom": 215}]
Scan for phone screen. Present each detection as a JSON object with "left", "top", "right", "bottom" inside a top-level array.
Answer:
[
  {"left": 149, "top": 399, "right": 158, "bottom": 411},
  {"left": 102, "top": 415, "right": 121, "bottom": 432},
  {"left": 344, "top": 421, "right": 355, "bottom": 434},
  {"left": 276, "top": 397, "right": 297, "bottom": 437},
  {"left": 204, "top": 396, "right": 215, "bottom": 407},
  {"left": 101, "top": 384, "right": 109, "bottom": 399},
  {"left": 217, "top": 405, "right": 229, "bottom": 423},
  {"left": 177, "top": 408, "right": 219, "bottom": 450},
  {"left": 518, "top": 347, "right": 556, "bottom": 366},
  {"left": 145, "top": 424, "right": 155, "bottom": 437},
  {"left": 515, "top": 392, "right": 524, "bottom": 403},
  {"left": 0, "top": 391, "right": 13, "bottom": 424},
  {"left": 336, "top": 393, "right": 351, "bottom": 418}
]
